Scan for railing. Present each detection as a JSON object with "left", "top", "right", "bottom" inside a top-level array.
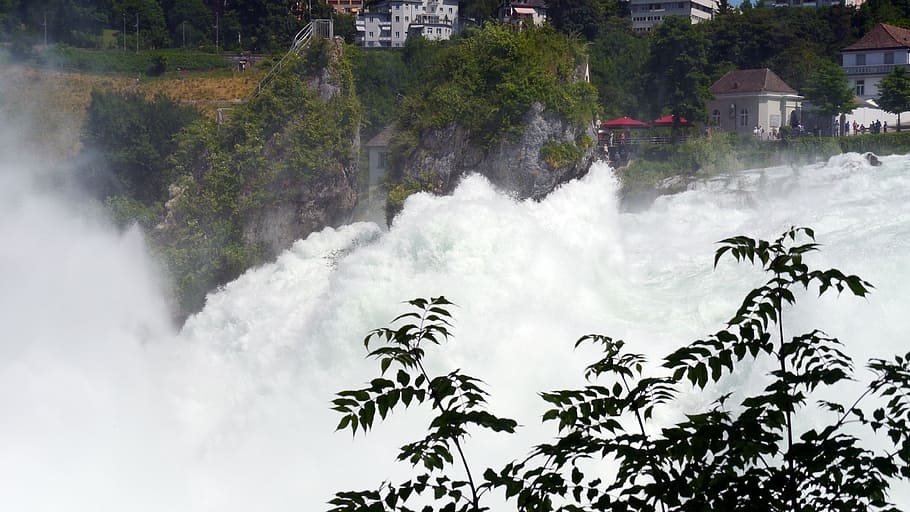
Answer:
[
  {"left": 843, "top": 63, "right": 910, "bottom": 76},
  {"left": 253, "top": 18, "right": 334, "bottom": 98},
  {"left": 601, "top": 136, "right": 696, "bottom": 147}
]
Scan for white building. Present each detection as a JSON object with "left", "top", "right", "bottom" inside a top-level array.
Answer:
[
  {"left": 356, "top": 0, "right": 459, "bottom": 48},
  {"left": 771, "top": 0, "right": 841, "bottom": 7},
  {"left": 706, "top": 68, "right": 802, "bottom": 136},
  {"left": 497, "top": 0, "right": 548, "bottom": 27},
  {"left": 841, "top": 23, "right": 910, "bottom": 127},
  {"left": 629, "top": 0, "right": 717, "bottom": 33}
]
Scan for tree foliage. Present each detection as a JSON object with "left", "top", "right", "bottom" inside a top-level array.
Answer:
[
  {"left": 330, "top": 296, "right": 518, "bottom": 512},
  {"left": 876, "top": 66, "right": 910, "bottom": 132},
  {"left": 80, "top": 89, "right": 199, "bottom": 204},
  {"left": 802, "top": 59, "right": 856, "bottom": 119},
  {"left": 644, "top": 16, "right": 711, "bottom": 123},
  {"left": 333, "top": 228, "right": 910, "bottom": 512}
]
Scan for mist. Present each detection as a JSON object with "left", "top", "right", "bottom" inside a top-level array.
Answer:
[{"left": 1, "top": 84, "right": 909, "bottom": 511}]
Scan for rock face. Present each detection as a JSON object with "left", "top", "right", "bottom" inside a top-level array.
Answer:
[
  {"left": 240, "top": 165, "right": 358, "bottom": 258},
  {"left": 403, "top": 102, "right": 597, "bottom": 200},
  {"left": 155, "top": 36, "right": 361, "bottom": 318},
  {"left": 240, "top": 37, "right": 360, "bottom": 260}
]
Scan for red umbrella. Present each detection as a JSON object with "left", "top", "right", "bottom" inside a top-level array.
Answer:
[
  {"left": 652, "top": 115, "right": 694, "bottom": 126},
  {"left": 601, "top": 117, "right": 650, "bottom": 129}
]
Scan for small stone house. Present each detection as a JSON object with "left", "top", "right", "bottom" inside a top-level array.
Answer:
[{"left": 706, "top": 68, "right": 802, "bottom": 136}]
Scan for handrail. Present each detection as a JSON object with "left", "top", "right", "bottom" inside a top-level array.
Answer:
[{"left": 251, "top": 19, "right": 332, "bottom": 99}]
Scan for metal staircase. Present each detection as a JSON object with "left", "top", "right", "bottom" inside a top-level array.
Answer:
[{"left": 253, "top": 19, "right": 334, "bottom": 97}]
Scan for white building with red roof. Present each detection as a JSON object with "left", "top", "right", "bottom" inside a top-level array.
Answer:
[
  {"left": 840, "top": 22, "right": 910, "bottom": 128},
  {"left": 842, "top": 22, "right": 910, "bottom": 102}
]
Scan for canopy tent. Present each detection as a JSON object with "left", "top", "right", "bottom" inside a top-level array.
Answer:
[
  {"left": 652, "top": 115, "right": 694, "bottom": 126},
  {"left": 601, "top": 117, "right": 649, "bottom": 129}
]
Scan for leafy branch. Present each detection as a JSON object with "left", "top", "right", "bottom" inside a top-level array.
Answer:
[{"left": 329, "top": 297, "right": 517, "bottom": 512}]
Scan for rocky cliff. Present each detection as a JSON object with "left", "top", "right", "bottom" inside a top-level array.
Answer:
[
  {"left": 156, "top": 36, "right": 361, "bottom": 317},
  {"left": 402, "top": 102, "right": 596, "bottom": 200}
]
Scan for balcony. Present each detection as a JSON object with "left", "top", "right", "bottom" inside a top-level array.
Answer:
[{"left": 843, "top": 63, "right": 910, "bottom": 76}]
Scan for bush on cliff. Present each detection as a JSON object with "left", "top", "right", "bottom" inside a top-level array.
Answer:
[
  {"left": 394, "top": 25, "right": 596, "bottom": 149},
  {"left": 157, "top": 38, "right": 361, "bottom": 318}
]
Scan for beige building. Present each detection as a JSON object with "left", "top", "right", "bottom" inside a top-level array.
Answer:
[{"left": 706, "top": 68, "right": 802, "bottom": 136}]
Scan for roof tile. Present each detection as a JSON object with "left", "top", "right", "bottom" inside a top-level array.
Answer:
[
  {"left": 710, "top": 68, "right": 798, "bottom": 95},
  {"left": 842, "top": 23, "right": 910, "bottom": 51}
]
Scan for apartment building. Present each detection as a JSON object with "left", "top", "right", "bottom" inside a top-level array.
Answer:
[
  {"left": 629, "top": 0, "right": 717, "bottom": 33},
  {"left": 356, "top": 0, "right": 459, "bottom": 48}
]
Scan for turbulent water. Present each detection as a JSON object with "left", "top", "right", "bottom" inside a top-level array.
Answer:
[{"left": 2, "top": 150, "right": 910, "bottom": 511}]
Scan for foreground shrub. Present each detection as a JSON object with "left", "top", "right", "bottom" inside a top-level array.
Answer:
[{"left": 331, "top": 228, "right": 910, "bottom": 512}]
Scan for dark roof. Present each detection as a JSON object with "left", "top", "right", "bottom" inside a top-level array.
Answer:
[
  {"left": 365, "top": 124, "right": 396, "bottom": 148},
  {"left": 710, "top": 68, "right": 797, "bottom": 95},
  {"left": 843, "top": 23, "right": 910, "bottom": 51}
]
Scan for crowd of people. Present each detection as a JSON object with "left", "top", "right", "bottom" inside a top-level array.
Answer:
[{"left": 844, "top": 119, "right": 888, "bottom": 135}]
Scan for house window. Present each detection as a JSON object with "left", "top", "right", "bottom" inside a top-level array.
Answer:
[
  {"left": 856, "top": 79, "right": 865, "bottom": 96},
  {"left": 395, "top": 31, "right": 400, "bottom": 37},
  {"left": 856, "top": 53, "right": 866, "bottom": 65},
  {"left": 712, "top": 109, "right": 720, "bottom": 125},
  {"left": 740, "top": 108, "right": 749, "bottom": 127},
  {"left": 378, "top": 152, "right": 388, "bottom": 170},
  {"left": 395, "top": 15, "right": 400, "bottom": 21},
  {"left": 885, "top": 52, "right": 894, "bottom": 64}
]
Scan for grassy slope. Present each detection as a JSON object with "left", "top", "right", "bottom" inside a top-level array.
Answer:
[{"left": 0, "top": 65, "right": 265, "bottom": 160}]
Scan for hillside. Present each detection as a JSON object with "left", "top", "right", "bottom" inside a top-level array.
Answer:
[{"left": 0, "top": 64, "right": 264, "bottom": 160}]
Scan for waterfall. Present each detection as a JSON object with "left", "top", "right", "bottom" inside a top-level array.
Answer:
[{"left": 2, "top": 151, "right": 908, "bottom": 510}]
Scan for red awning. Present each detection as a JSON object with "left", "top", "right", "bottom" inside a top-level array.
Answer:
[
  {"left": 652, "top": 115, "right": 694, "bottom": 126},
  {"left": 601, "top": 117, "right": 649, "bottom": 129},
  {"left": 513, "top": 7, "right": 536, "bottom": 14}
]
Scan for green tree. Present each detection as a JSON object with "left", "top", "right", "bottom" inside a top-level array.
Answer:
[
  {"left": 459, "top": 0, "right": 499, "bottom": 22},
  {"left": 545, "top": 0, "right": 604, "bottom": 40},
  {"left": 330, "top": 297, "right": 518, "bottom": 512},
  {"left": 80, "top": 89, "right": 199, "bottom": 203},
  {"left": 589, "top": 17, "right": 649, "bottom": 119},
  {"left": 644, "top": 15, "right": 711, "bottom": 127},
  {"left": 161, "top": 0, "right": 213, "bottom": 47},
  {"left": 332, "top": 228, "right": 910, "bottom": 511},
  {"left": 802, "top": 59, "right": 855, "bottom": 120},
  {"left": 113, "top": 0, "right": 171, "bottom": 48},
  {"left": 877, "top": 66, "right": 910, "bottom": 131}
]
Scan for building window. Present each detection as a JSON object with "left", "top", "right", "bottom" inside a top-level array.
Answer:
[
  {"left": 395, "top": 15, "right": 400, "bottom": 21},
  {"left": 712, "top": 109, "right": 720, "bottom": 125},
  {"left": 856, "top": 79, "right": 865, "bottom": 96},
  {"left": 885, "top": 52, "right": 894, "bottom": 64},
  {"left": 395, "top": 31, "right": 400, "bottom": 37},
  {"left": 856, "top": 53, "right": 866, "bottom": 65},
  {"left": 378, "top": 152, "right": 388, "bottom": 170},
  {"left": 369, "top": 31, "right": 374, "bottom": 37},
  {"left": 740, "top": 108, "right": 749, "bottom": 127}
]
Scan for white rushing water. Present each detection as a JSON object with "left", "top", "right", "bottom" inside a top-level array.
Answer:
[{"left": 2, "top": 151, "right": 909, "bottom": 511}]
